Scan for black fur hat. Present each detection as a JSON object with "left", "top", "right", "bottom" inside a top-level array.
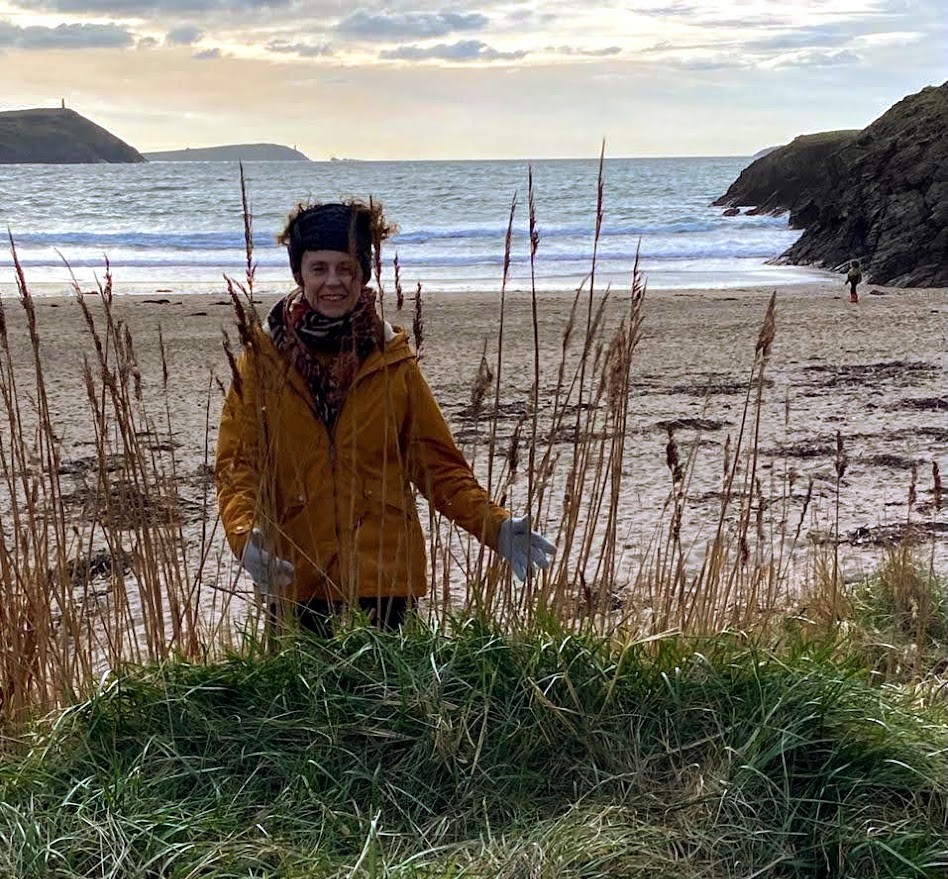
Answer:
[{"left": 287, "top": 203, "right": 372, "bottom": 282}]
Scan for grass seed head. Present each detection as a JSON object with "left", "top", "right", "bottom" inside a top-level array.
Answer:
[
  {"left": 528, "top": 166, "right": 540, "bottom": 259},
  {"left": 605, "top": 323, "right": 630, "bottom": 416},
  {"left": 394, "top": 254, "right": 404, "bottom": 312},
  {"left": 665, "top": 428, "right": 683, "bottom": 484},
  {"left": 756, "top": 291, "right": 776, "bottom": 358},
  {"left": 412, "top": 283, "right": 425, "bottom": 359},
  {"left": 834, "top": 431, "right": 848, "bottom": 481},
  {"left": 507, "top": 419, "right": 522, "bottom": 479},
  {"left": 222, "top": 329, "right": 243, "bottom": 400},
  {"left": 470, "top": 338, "right": 493, "bottom": 413}
]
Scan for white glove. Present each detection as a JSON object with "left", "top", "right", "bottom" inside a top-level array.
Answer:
[
  {"left": 496, "top": 515, "right": 556, "bottom": 581},
  {"left": 241, "top": 528, "right": 294, "bottom": 599}
]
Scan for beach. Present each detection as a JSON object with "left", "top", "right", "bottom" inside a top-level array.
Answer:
[{"left": 1, "top": 278, "right": 944, "bottom": 617}]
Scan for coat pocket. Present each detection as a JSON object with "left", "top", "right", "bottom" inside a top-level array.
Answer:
[
  {"left": 276, "top": 491, "right": 308, "bottom": 530},
  {"left": 353, "top": 483, "right": 426, "bottom": 593}
]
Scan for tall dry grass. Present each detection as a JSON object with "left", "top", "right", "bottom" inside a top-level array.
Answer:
[
  {"left": 420, "top": 158, "right": 798, "bottom": 639},
  {"left": 0, "top": 239, "right": 233, "bottom": 735}
]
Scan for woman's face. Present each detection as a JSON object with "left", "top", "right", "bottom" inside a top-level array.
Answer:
[{"left": 298, "top": 250, "right": 363, "bottom": 318}]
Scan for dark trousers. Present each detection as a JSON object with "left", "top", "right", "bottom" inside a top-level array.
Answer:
[{"left": 295, "top": 596, "right": 412, "bottom": 638}]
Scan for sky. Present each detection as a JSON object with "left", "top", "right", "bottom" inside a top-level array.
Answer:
[{"left": 0, "top": 1, "right": 945, "bottom": 160}]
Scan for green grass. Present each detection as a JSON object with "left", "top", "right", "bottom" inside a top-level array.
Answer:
[
  {"left": 855, "top": 552, "right": 948, "bottom": 642},
  {"left": 832, "top": 550, "right": 948, "bottom": 690},
  {"left": 2, "top": 620, "right": 947, "bottom": 878}
]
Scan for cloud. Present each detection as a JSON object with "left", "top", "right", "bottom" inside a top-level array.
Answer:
[
  {"left": 0, "top": 19, "right": 134, "bottom": 50},
  {"left": 634, "top": 2, "right": 701, "bottom": 15},
  {"left": 745, "top": 22, "right": 928, "bottom": 60},
  {"left": 166, "top": 25, "right": 203, "bottom": 45},
  {"left": 631, "top": 10, "right": 924, "bottom": 73},
  {"left": 859, "top": 30, "right": 924, "bottom": 47},
  {"left": 667, "top": 55, "right": 748, "bottom": 71},
  {"left": 336, "top": 9, "right": 488, "bottom": 40},
  {"left": 267, "top": 39, "right": 333, "bottom": 57},
  {"left": 747, "top": 22, "right": 868, "bottom": 53},
  {"left": 380, "top": 39, "right": 526, "bottom": 62},
  {"left": 761, "top": 48, "right": 862, "bottom": 70},
  {"left": 193, "top": 47, "right": 221, "bottom": 59},
  {"left": 547, "top": 45, "right": 622, "bottom": 57},
  {"left": 13, "top": 0, "right": 293, "bottom": 11},
  {"left": 505, "top": 7, "right": 558, "bottom": 26}
]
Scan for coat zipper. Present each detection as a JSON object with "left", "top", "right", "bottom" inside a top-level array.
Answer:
[
  {"left": 326, "top": 410, "right": 340, "bottom": 582},
  {"left": 286, "top": 335, "right": 405, "bottom": 593}
]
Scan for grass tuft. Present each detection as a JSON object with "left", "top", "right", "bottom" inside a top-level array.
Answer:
[{"left": 2, "top": 622, "right": 946, "bottom": 877}]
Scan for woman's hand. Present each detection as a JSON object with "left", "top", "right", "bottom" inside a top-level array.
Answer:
[
  {"left": 241, "top": 529, "right": 295, "bottom": 599},
  {"left": 496, "top": 515, "right": 556, "bottom": 581}
]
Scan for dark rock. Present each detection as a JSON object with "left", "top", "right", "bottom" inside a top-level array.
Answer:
[
  {"left": 801, "top": 359, "right": 938, "bottom": 387},
  {"left": 765, "top": 438, "right": 836, "bottom": 459},
  {"left": 656, "top": 417, "right": 730, "bottom": 431},
  {"left": 64, "top": 548, "right": 133, "bottom": 587},
  {"left": 714, "top": 81, "right": 948, "bottom": 287},
  {"left": 0, "top": 108, "right": 145, "bottom": 164},
  {"left": 669, "top": 377, "right": 771, "bottom": 396},
  {"left": 863, "top": 453, "right": 919, "bottom": 468},
  {"left": 889, "top": 397, "right": 948, "bottom": 412},
  {"left": 713, "top": 130, "right": 858, "bottom": 217},
  {"left": 879, "top": 426, "right": 948, "bottom": 444},
  {"left": 722, "top": 207, "right": 740, "bottom": 217},
  {"left": 842, "top": 521, "right": 948, "bottom": 548}
]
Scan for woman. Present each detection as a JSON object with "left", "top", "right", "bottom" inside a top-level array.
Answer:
[{"left": 215, "top": 200, "right": 554, "bottom": 633}]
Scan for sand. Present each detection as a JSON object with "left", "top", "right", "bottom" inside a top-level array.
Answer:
[{"left": 1, "top": 278, "right": 945, "bottom": 611}]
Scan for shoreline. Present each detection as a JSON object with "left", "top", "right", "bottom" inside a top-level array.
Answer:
[
  {"left": 1, "top": 257, "right": 837, "bottom": 299},
  {"left": 0, "top": 275, "right": 914, "bottom": 303}
]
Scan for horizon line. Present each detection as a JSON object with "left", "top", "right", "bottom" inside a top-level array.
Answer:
[{"left": 141, "top": 153, "right": 756, "bottom": 163}]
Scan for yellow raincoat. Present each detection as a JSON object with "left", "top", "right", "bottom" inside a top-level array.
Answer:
[{"left": 215, "top": 321, "right": 508, "bottom": 603}]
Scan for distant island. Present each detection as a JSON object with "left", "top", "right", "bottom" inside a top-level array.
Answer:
[
  {"left": 0, "top": 108, "right": 145, "bottom": 164},
  {"left": 715, "top": 80, "right": 947, "bottom": 287},
  {"left": 749, "top": 145, "right": 780, "bottom": 161},
  {"left": 144, "top": 144, "right": 310, "bottom": 162}
]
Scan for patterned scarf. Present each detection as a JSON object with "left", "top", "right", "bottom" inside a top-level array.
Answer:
[{"left": 268, "top": 288, "right": 382, "bottom": 427}]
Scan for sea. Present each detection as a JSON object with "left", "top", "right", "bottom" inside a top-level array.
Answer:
[{"left": 0, "top": 157, "right": 832, "bottom": 294}]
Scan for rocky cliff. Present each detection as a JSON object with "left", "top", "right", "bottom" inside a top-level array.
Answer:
[
  {"left": 0, "top": 108, "right": 145, "bottom": 164},
  {"left": 714, "top": 130, "right": 858, "bottom": 219},
  {"left": 715, "top": 81, "right": 948, "bottom": 287}
]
